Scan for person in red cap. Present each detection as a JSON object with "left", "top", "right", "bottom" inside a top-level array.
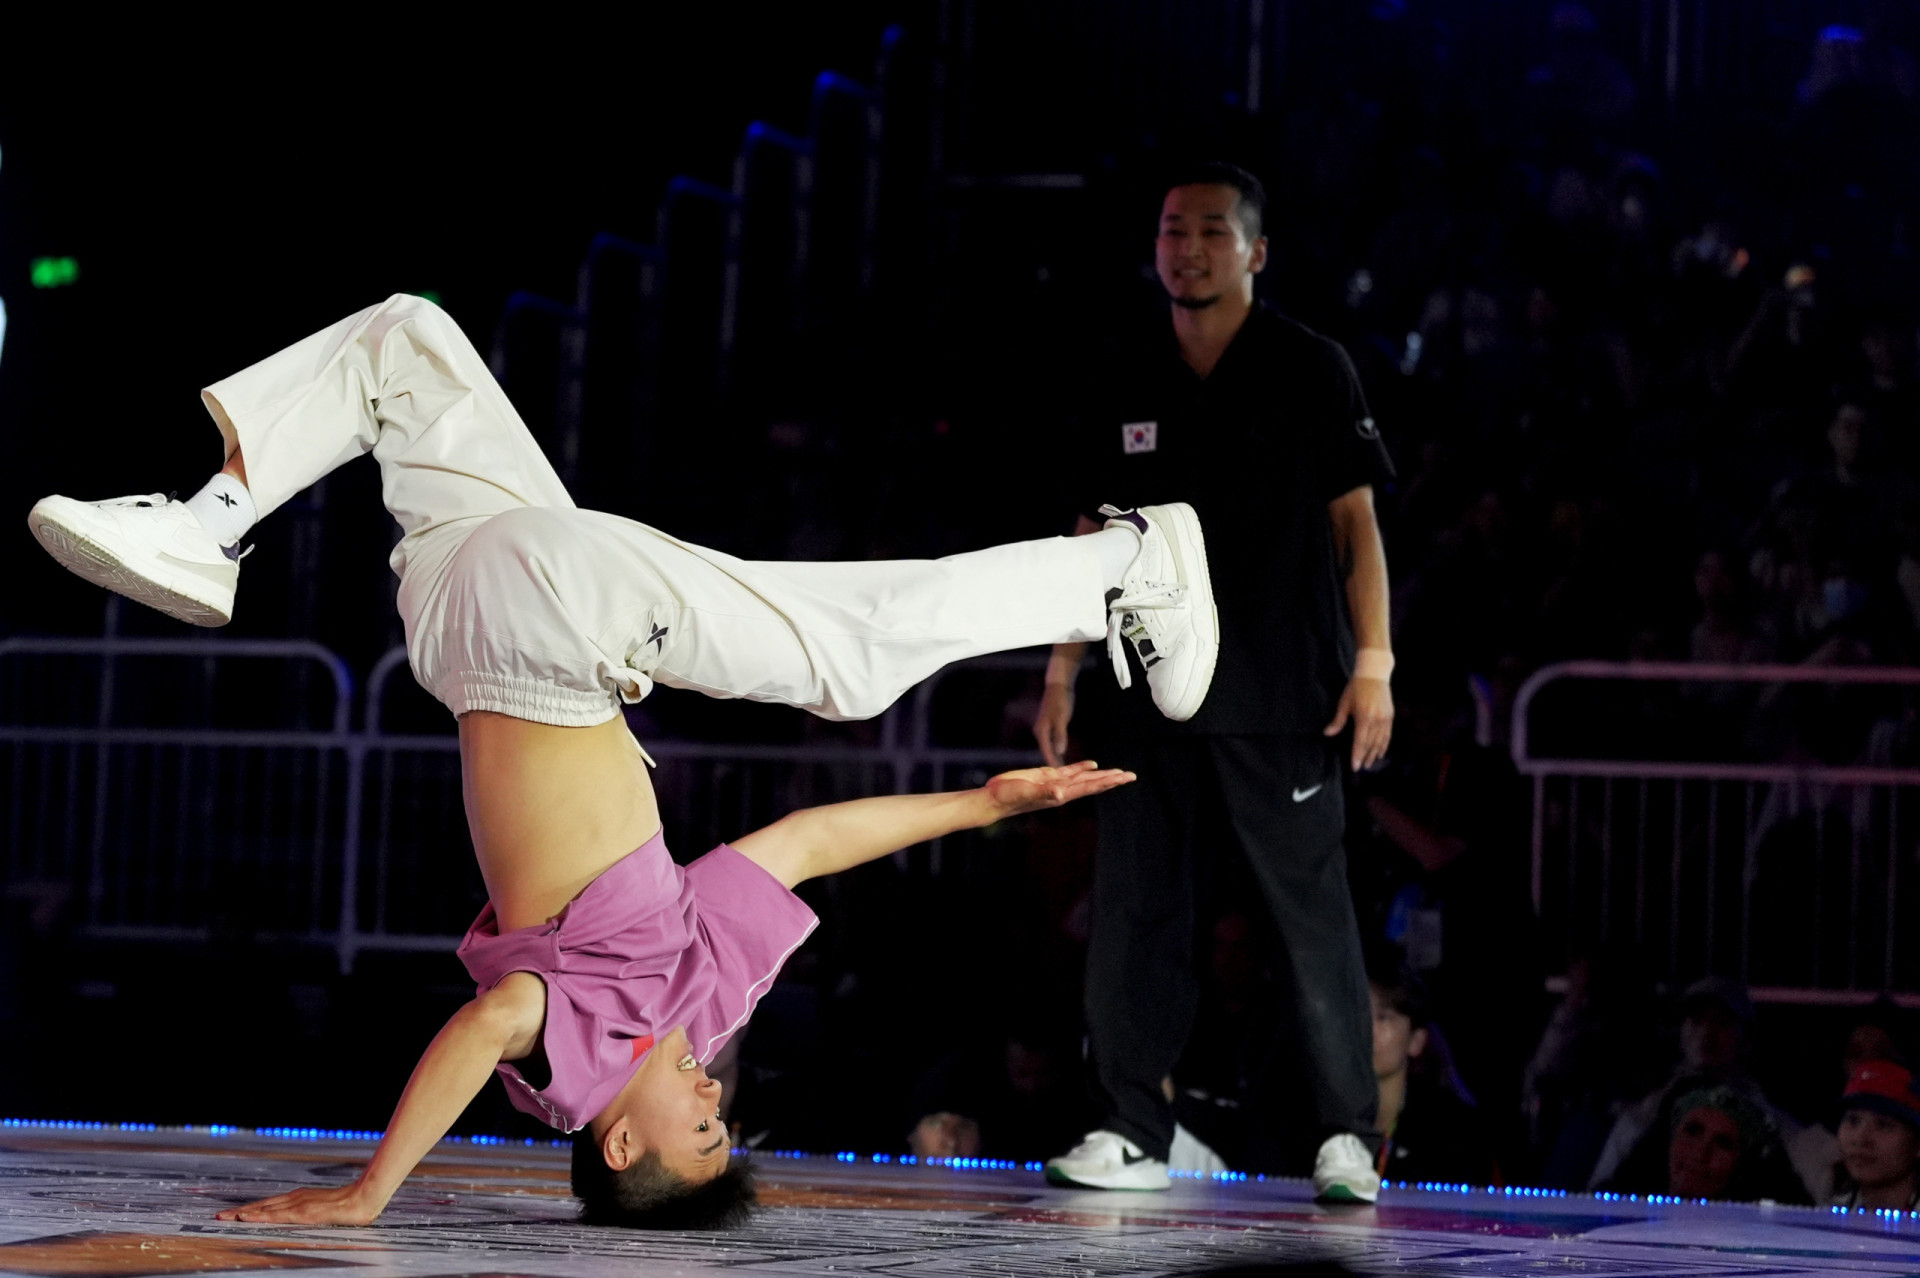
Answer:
[{"left": 1832, "top": 1060, "right": 1920, "bottom": 1211}]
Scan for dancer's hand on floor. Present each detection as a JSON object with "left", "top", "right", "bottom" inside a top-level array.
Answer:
[
  {"left": 985, "top": 760, "right": 1134, "bottom": 817},
  {"left": 215, "top": 1183, "right": 381, "bottom": 1226}
]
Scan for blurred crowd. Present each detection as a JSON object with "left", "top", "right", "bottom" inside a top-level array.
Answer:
[{"left": 1328, "top": 11, "right": 1920, "bottom": 720}]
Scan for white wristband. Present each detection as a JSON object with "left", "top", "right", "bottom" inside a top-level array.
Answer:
[{"left": 1354, "top": 647, "right": 1395, "bottom": 682}]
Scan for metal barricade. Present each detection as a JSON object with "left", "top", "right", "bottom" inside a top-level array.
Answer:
[
  {"left": 0, "top": 638, "right": 1053, "bottom": 970},
  {"left": 0, "top": 638, "right": 353, "bottom": 946},
  {"left": 1513, "top": 661, "right": 1920, "bottom": 1003}
]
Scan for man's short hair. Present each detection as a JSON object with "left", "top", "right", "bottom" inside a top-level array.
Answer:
[
  {"left": 1164, "top": 161, "right": 1267, "bottom": 242},
  {"left": 570, "top": 1129, "right": 758, "bottom": 1229}
]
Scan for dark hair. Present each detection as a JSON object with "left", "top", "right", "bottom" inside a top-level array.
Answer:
[
  {"left": 1164, "top": 160, "right": 1267, "bottom": 241},
  {"left": 1364, "top": 944, "right": 1432, "bottom": 1029},
  {"left": 570, "top": 1129, "right": 758, "bottom": 1229},
  {"left": 1848, "top": 995, "right": 1916, "bottom": 1066}
]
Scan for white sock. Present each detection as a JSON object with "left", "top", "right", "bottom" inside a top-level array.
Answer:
[
  {"left": 184, "top": 473, "right": 257, "bottom": 545},
  {"left": 1092, "top": 525, "right": 1140, "bottom": 589}
]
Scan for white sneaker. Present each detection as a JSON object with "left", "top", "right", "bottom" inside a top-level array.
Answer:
[
  {"left": 1312, "top": 1132, "right": 1381, "bottom": 1204},
  {"left": 1168, "top": 1123, "right": 1229, "bottom": 1176},
  {"left": 1043, "top": 1129, "right": 1170, "bottom": 1191},
  {"left": 28, "top": 493, "right": 242, "bottom": 627},
  {"left": 1099, "top": 502, "right": 1219, "bottom": 722}
]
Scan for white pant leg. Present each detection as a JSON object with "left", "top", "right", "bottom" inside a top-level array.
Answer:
[
  {"left": 415, "top": 507, "right": 1110, "bottom": 726},
  {"left": 198, "top": 294, "right": 1109, "bottom": 726},
  {"left": 198, "top": 293, "right": 574, "bottom": 580},
  {"left": 661, "top": 529, "right": 1110, "bottom": 721}
]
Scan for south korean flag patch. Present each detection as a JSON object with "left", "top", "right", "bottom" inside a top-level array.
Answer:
[{"left": 1122, "top": 421, "right": 1158, "bottom": 454}]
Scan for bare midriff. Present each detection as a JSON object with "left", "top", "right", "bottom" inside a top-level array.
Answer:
[{"left": 457, "top": 711, "right": 662, "bottom": 932}]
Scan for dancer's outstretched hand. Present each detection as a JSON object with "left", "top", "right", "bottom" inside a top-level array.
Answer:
[
  {"left": 985, "top": 760, "right": 1135, "bottom": 817},
  {"left": 215, "top": 1183, "right": 381, "bottom": 1226}
]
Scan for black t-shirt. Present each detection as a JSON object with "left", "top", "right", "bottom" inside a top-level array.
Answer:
[
  {"left": 1079, "top": 304, "right": 1394, "bottom": 736},
  {"left": 1383, "top": 1081, "right": 1497, "bottom": 1187}
]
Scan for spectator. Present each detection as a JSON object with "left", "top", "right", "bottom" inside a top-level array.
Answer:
[
  {"left": 1857, "top": 316, "right": 1920, "bottom": 456},
  {"left": 1595, "top": 1075, "right": 1807, "bottom": 1204},
  {"left": 1355, "top": 679, "right": 1539, "bottom": 1144},
  {"left": 1689, "top": 549, "right": 1768, "bottom": 666},
  {"left": 1842, "top": 999, "right": 1916, "bottom": 1076},
  {"left": 1666, "top": 1093, "right": 1750, "bottom": 1200},
  {"left": 1791, "top": 1001, "right": 1918, "bottom": 1203},
  {"left": 1368, "top": 951, "right": 1496, "bottom": 1186},
  {"left": 1524, "top": 952, "right": 1669, "bottom": 1188},
  {"left": 1522, "top": 3, "right": 1638, "bottom": 138},
  {"left": 1896, "top": 504, "right": 1920, "bottom": 634},
  {"left": 906, "top": 1031, "right": 1084, "bottom": 1164},
  {"left": 908, "top": 1111, "right": 981, "bottom": 1162},
  {"left": 1828, "top": 1060, "right": 1920, "bottom": 1211},
  {"left": 1587, "top": 977, "right": 1803, "bottom": 1192},
  {"left": 1648, "top": 1082, "right": 1805, "bottom": 1202}
]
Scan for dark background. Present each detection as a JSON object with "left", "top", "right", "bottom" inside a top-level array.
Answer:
[{"left": 3, "top": 0, "right": 1918, "bottom": 1189}]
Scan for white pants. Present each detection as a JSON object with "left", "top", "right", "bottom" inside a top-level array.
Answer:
[{"left": 201, "top": 294, "right": 1109, "bottom": 726}]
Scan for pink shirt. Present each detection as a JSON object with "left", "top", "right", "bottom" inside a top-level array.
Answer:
[{"left": 456, "top": 831, "right": 817, "bottom": 1132}]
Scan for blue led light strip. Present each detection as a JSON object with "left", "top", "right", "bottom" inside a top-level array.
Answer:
[
  {"left": 0, "top": 1117, "right": 569, "bottom": 1149},
  {"left": 11, "top": 1118, "right": 1920, "bottom": 1217}
]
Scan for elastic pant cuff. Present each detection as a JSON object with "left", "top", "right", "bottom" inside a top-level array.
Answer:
[{"left": 436, "top": 671, "right": 625, "bottom": 728}]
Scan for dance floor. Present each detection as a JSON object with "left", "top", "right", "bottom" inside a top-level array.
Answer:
[{"left": 5, "top": 1124, "right": 1920, "bottom": 1276}]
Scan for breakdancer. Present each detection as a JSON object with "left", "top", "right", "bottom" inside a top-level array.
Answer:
[{"left": 27, "top": 295, "right": 1219, "bottom": 1228}]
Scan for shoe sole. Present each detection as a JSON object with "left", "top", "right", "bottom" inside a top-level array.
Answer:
[
  {"left": 1043, "top": 1164, "right": 1171, "bottom": 1191},
  {"left": 1314, "top": 1182, "right": 1379, "bottom": 1204},
  {"left": 1138, "top": 502, "right": 1219, "bottom": 721},
  {"left": 29, "top": 501, "right": 233, "bottom": 627}
]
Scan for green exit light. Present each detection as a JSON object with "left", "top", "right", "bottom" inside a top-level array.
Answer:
[{"left": 30, "top": 257, "right": 79, "bottom": 289}]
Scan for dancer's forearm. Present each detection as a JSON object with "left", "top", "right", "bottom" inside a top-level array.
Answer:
[
  {"left": 217, "top": 976, "right": 542, "bottom": 1225},
  {"left": 355, "top": 997, "right": 529, "bottom": 1211},
  {"left": 736, "top": 764, "right": 1134, "bottom": 888},
  {"left": 736, "top": 789, "right": 999, "bottom": 887}
]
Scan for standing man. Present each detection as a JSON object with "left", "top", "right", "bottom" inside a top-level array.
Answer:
[{"left": 1035, "top": 162, "right": 1396, "bottom": 1202}]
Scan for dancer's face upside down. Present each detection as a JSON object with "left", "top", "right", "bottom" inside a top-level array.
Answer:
[{"left": 589, "top": 1025, "right": 731, "bottom": 1183}]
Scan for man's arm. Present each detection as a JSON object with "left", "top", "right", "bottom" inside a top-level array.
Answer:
[
  {"left": 733, "top": 762, "right": 1133, "bottom": 889},
  {"left": 1034, "top": 513, "right": 1103, "bottom": 765},
  {"left": 1323, "top": 484, "right": 1394, "bottom": 771},
  {"left": 215, "top": 972, "right": 546, "bottom": 1225},
  {"left": 1367, "top": 794, "right": 1465, "bottom": 874}
]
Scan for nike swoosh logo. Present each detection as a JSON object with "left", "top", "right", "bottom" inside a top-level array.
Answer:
[
  {"left": 1292, "top": 785, "right": 1323, "bottom": 803},
  {"left": 1122, "top": 1150, "right": 1154, "bottom": 1166}
]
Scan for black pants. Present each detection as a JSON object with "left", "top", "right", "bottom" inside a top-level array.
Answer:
[{"left": 1084, "top": 733, "right": 1377, "bottom": 1162}]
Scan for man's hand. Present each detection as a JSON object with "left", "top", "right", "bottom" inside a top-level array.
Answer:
[
  {"left": 1032, "top": 683, "right": 1075, "bottom": 767},
  {"left": 985, "top": 760, "right": 1134, "bottom": 818},
  {"left": 1323, "top": 675, "right": 1393, "bottom": 771},
  {"left": 215, "top": 1182, "right": 382, "bottom": 1227}
]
